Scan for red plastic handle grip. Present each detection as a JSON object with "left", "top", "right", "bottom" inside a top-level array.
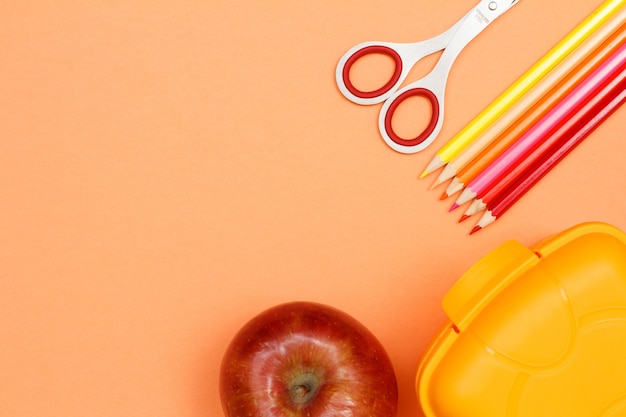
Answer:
[
  {"left": 383, "top": 88, "right": 440, "bottom": 147},
  {"left": 341, "top": 45, "right": 403, "bottom": 99}
]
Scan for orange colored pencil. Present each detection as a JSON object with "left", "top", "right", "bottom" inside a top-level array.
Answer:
[
  {"left": 434, "top": 11, "right": 626, "bottom": 189},
  {"left": 420, "top": 0, "right": 626, "bottom": 178},
  {"left": 442, "top": 22, "right": 626, "bottom": 199},
  {"left": 462, "top": 60, "right": 626, "bottom": 221},
  {"left": 455, "top": 41, "right": 626, "bottom": 209},
  {"left": 471, "top": 75, "right": 626, "bottom": 234}
]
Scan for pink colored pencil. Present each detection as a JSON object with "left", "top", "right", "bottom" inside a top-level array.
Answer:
[
  {"left": 471, "top": 75, "right": 626, "bottom": 234},
  {"left": 453, "top": 42, "right": 626, "bottom": 209},
  {"left": 465, "top": 63, "right": 626, "bottom": 221},
  {"left": 434, "top": 17, "right": 626, "bottom": 189},
  {"left": 460, "top": 50, "right": 626, "bottom": 221},
  {"left": 442, "top": 20, "right": 626, "bottom": 199}
]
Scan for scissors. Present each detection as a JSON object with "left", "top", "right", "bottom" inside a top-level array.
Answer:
[{"left": 336, "top": 0, "right": 520, "bottom": 154}]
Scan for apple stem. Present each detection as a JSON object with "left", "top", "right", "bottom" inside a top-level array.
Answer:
[
  {"left": 294, "top": 384, "right": 310, "bottom": 398},
  {"left": 288, "top": 372, "right": 321, "bottom": 405}
]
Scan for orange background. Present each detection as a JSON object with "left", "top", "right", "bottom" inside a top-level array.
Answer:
[{"left": 1, "top": 1, "right": 624, "bottom": 416}]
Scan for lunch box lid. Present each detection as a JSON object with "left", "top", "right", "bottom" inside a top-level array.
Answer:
[{"left": 416, "top": 222, "right": 626, "bottom": 417}]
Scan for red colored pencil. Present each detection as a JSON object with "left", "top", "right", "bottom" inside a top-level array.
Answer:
[
  {"left": 471, "top": 75, "right": 626, "bottom": 234},
  {"left": 442, "top": 22, "right": 626, "bottom": 199},
  {"left": 455, "top": 42, "right": 626, "bottom": 209},
  {"left": 461, "top": 60, "right": 626, "bottom": 221}
]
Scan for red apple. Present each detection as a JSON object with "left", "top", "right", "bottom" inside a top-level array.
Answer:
[{"left": 219, "top": 301, "right": 398, "bottom": 417}]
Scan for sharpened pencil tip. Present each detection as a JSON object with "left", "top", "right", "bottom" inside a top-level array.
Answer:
[
  {"left": 470, "top": 226, "right": 482, "bottom": 235},
  {"left": 449, "top": 203, "right": 459, "bottom": 212},
  {"left": 459, "top": 214, "right": 470, "bottom": 223},
  {"left": 419, "top": 170, "right": 430, "bottom": 179},
  {"left": 439, "top": 192, "right": 449, "bottom": 200}
]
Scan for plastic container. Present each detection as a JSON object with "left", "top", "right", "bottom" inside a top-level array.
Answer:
[{"left": 416, "top": 222, "right": 626, "bottom": 417}]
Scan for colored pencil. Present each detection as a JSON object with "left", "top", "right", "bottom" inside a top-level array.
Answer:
[
  {"left": 434, "top": 16, "right": 626, "bottom": 190},
  {"left": 445, "top": 16, "right": 626, "bottom": 199},
  {"left": 454, "top": 42, "right": 626, "bottom": 208},
  {"left": 471, "top": 77, "right": 626, "bottom": 234},
  {"left": 461, "top": 62, "right": 626, "bottom": 221},
  {"left": 420, "top": 0, "right": 626, "bottom": 178},
  {"left": 451, "top": 22, "right": 626, "bottom": 208}
]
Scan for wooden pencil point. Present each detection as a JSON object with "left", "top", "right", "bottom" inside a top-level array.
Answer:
[
  {"left": 436, "top": 164, "right": 456, "bottom": 184},
  {"left": 455, "top": 188, "right": 476, "bottom": 206},
  {"left": 445, "top": 177, "right": 464, "bottom": 197},
  {"left": 449, "top": 203, "right": 459, "bottom": 212},
  {"left": 439, "top": 191, "right": 449, "bottom": 200},
  {"left": 470, "top": 226, "right": 482, "bottom": 235},
  {"left": 465, "top": 199, "right": 486, "bottom": 217},
  {"left": 459, "top": 214, "right": 470, "bottom": 223},
  {"left": 422, "top": 155, "right": 445, "bottom": 178}
]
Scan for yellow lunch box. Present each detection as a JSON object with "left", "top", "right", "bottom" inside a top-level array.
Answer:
[{"left": 416, "top": 222, "right": 626, "bottom": 417}]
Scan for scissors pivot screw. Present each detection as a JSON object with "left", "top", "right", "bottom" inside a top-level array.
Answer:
[{"left": 488, "top": 2, "right": 497, "bottom": 10}]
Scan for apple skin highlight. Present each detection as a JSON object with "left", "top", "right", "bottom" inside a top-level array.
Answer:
[{"left": 219, "top": 301, "right": 398, "bottom": 417}]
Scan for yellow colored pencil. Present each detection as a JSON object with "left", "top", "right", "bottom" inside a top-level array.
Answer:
[
  {"left": 433, "top": 7, "right": 626, "bottom": 189},
  {"left": 420, "top": 0, "right": 626, "bottom": 178}
]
